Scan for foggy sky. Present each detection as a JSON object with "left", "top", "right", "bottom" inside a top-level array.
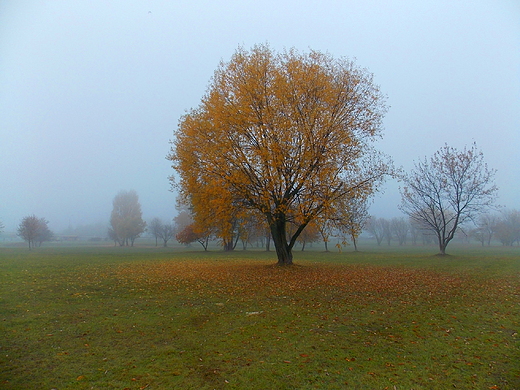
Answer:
[{"left": 1, "top": 0, "right": 519, "bottom": 232}]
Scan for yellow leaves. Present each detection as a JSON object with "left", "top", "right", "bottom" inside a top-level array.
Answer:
[
  {"left": 168, "top": 45, "right": 390, "bottom": 259},
  {"left": 117, "top": 260, "right": 471, "bottom": 303}
]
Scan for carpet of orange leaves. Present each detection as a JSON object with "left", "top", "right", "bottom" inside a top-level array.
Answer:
[{"left": 116, "top": 260, "right": 513, "bottom": 301}]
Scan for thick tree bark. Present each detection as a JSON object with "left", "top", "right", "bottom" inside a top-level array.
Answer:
[
  {"left": 269, "top": 216, "right": 293, "bottom": 266},
  {"left": 223, "top": 240, "right": 234, "bottom": 251},
  {"left": 438, "top": 243, "right": 447, "bottom": 255}
]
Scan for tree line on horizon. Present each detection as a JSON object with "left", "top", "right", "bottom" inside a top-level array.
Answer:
[{"left": 5, "top": 196, "right": 520, "bottom": 250}]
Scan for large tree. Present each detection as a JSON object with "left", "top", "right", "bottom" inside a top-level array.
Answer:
[
  {"left": 169, "top": 45, "right": 390, "bottom": 265},
  {"left": 109, "top": 190, "right": 146, "bottom": 246},
  {"left": 17, "top": 215, "right": 53, "bottom": 249},
  {"left": 399, "top": 143, "right": 498, "bottom": 255}
]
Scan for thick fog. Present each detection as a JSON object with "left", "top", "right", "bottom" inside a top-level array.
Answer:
[{"left": 1, "top": 0, "right": 519, "bottom": 233}]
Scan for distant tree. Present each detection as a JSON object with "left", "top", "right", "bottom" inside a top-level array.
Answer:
[
  {"left": 400, "top": 143, "right": 498, "bottom": 255},
  {"left": 176, "top": 223, "right": 211, "bottom": 251},
  {"left": 168, "top": 44, "right": 390, "bottom": 265},
  {"left": 61, "top": 221, "right": 107, "bottom": 238},
  {"left": 0, "top": 220, "right": 4, "bottom": 233},
  {"left": 109, "top": 190, "right": 146, "bottom": 246},
  {"left": 494, "top": 209, "right": 520, "bottom": 246},
  {"left": 238, "top": 212, "right": 265, "bottom": 250},
  {"left": 470, "top": 213, "right": 498, "bottom": 246},
  {"left": 173, "top": 209, "right": 194, "bottom": 232},
  {"left": 149, "top": 217, "right": 163, "bottom": 246},
  {"left": 335, "top": 197, "right": 370, "bottom": 251},
  {"left": 391, "top": 217, "right": 409, "bottom": 246},
  {"left": 315, "top": 218, "right": 334, "bottom": 252},
  {"left": 365, "top": 217, "right": 385, "bottom": 246},
  {"left": 17, "top": 215, "right": 53, "bottom": 249},
  {"left": 382, "top": 218, "right": 392, "bottom": 246},
  {"left": 35, "top": 221, "right": 54, "bottom": 246},
  {"left": 408, "top": 218, "right": 420, "bottom": 245},
  {"left": 157, "top": 223, "right": 176, "bottom": 247},
  {"left": 107, "top": 227, "right": 119, "bottom": 246},
  {"left": 296, "top": 221, "right": 320, "bottom": 251}
]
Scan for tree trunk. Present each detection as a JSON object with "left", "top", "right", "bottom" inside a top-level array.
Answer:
[
  {"left": 438, "top": 236, "right": 448, "bottom": 255},
  {"left": 223, "top": 239, "right": 234, "bottom": 251},
  {"left": 269, "top": 217, "right": 293, "bottom": 266}
]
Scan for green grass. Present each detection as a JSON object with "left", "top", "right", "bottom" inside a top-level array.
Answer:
[{"left": 1, "top": 246, "right": 519, "bottom": 389}]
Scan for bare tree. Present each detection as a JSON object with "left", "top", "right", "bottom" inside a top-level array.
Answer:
[
  {"left": 17, "top": 215, "right": 53, "bottom": 249},
  {"left": 365, "top": 216, "right": 386, "bottom": 246},
  {"left": 149, "top": 217, "right": 163, "bottom": 247},
  {"left": 391, "top": 217, "right": 409, "bottom": 246},
  {"left": 157, "top": 223, "right": 176, "bottom": 247},
  {"left": 408, "top": 218, "right": 420, "bottom": 245},
  {"left": 316, "top": 218, "right": 334, "bottom": 252},
  {"left": 400, "top": 143, "right": 498, "bottom": 255},
  {"left": 494, "top": 209, "right": 520, "bottom": 246},
  {"left": 470, "top": 213, "right": 498, "bottom": 246},
  {"left": 382, "top": 218, "right": 392, "bottom": 246},
  {"left": 335, "top": 197, "right": 370, "bottom": 251}
]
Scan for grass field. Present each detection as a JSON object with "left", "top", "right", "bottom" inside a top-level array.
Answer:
[{"left": 1, "top": 245, "right": 519, "bottom": 389}]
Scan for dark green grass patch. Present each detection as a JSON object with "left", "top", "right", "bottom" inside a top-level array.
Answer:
[{"left": 1, "top": 247, "right": 519, "bottom": 389}]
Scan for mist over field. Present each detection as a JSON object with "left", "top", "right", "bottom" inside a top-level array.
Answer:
[{"left": 1, "top": 0, "right": 519, "bottom": 233}]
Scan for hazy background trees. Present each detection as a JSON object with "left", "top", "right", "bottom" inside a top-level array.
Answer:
[
  {"left": 365, "top": 217, "right": 385, "bottom": 246},
  {"left": 148, "top": 217, "right": 163, "bottom": 247},
  {"left": 17, "top": 215, "right": 53, "bottom": 249},
  {"left": 109, "top": 190, "right": 146, "bottom": 246},
  {"left": 470, "top": 214, "right": 499, "bottom": 246},
  {"left": 494, "top": 210, "right": 520, "bottom": 246},
  {"left": 391, "top": 217, "right": 409, "bottom": 246},
  {"left": 149, "top": 217, "right": 175, "bottom": 247},
  {"left": 399, "top": 143, "right": 498, "bottom": 255},
  {"left": 157, "top": 221, "right": 175, "bottom": 247}
]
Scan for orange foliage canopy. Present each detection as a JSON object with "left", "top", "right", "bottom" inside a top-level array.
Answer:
[{"left": 168, "top": 45, "right": 390, "bottom": 264}]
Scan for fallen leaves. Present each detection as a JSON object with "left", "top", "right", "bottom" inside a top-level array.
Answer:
[{"left": 116, "top": 260, "right": 472, "bottom": 302}]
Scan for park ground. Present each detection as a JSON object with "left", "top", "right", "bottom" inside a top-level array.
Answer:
[{"left": 1, "top": 243, "right": 519, "bottom": 389}]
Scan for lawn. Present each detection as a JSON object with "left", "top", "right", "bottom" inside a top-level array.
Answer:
[{"left": 1, "top": 245, "right": 519, "bottom": 389}]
